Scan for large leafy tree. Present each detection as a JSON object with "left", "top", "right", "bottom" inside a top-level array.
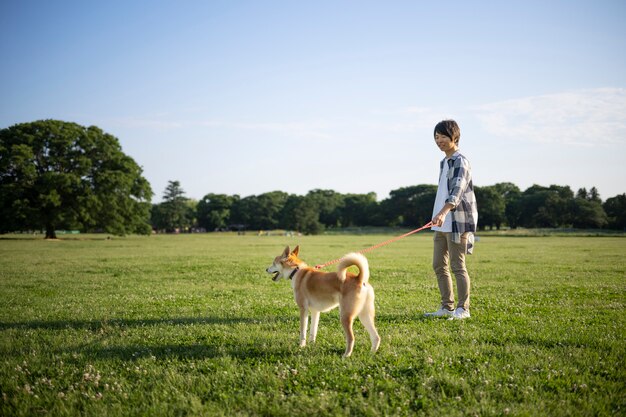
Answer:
[{"left": 0, "top": 120, "right": 152, "bottom": 238}]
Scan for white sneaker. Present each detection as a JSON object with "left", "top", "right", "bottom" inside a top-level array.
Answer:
[
  {"left": 424, "top": 307, "right": 454, "bottom": 318},
  {"left": 449, "top": 307, "right": 470, "bottom": 320}
]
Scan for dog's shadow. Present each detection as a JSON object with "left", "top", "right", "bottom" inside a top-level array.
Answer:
[
  {"left": 83, "top": 341, "right": 292, "bottom": 362},
  {"left": 1, "top": 316, "right": 296, "bottom": 361},
  {"left": 0, "top": 316, "right": 263, "bottom": 331}
]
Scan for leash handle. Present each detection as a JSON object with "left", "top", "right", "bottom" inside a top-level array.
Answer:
[{"left": 314, "top": 221, "right": 433, "bottom": 269}]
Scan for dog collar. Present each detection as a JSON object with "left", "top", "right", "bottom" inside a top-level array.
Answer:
[{"left": 289, "top": 267, "right": 299, "bottom": 280}]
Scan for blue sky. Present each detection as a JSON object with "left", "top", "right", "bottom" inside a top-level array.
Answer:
[{"left": 1, "top": 0, "right": 625, "bottom": 202}]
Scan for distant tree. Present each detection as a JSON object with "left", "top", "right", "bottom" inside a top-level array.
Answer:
[
  {"left": 577, "top": 187, "right": 602, "bottom": 204},
  {"left": 474, "top": 185, "right": 505, "bottom": 230},
  {"left": 493, "top": 182, "right": 522, "bottom": 200},
  {"left": 493, "top": 182, "right": 521, "bottom": 228},
  {"left": 571, "top": 187, "right": 607, "bottom": 228},
  {"left": 589, "top": 187, "right": 601, "bottom": 203},
  {"left": 197, "top": 193, "right": 239, "bottom": 231},
  {"left": 517, "top": 185, "right": 574, "bottom": 228},
  {"left": 383, "top": 185, "right": 437, "bottom": 227},
  {"left": 339, "top": 193, "right": 379, "bottom": 227},
  {"left": 570, "top": 197, "right": 608, "bottom": 229},
  {"left": 163, "top": 180, "right": 186, "bottom": 202},
  {"left": 279, "top": 194, "right": 303, "bottom": 230},
  {"left": 378, "top": 198, "right": 403, "bottom": 227},
  {"left": 256, "top": 191, "right": 289, "bottom": 229},
  {"left": 151, "top": 180, "right": 192, "bottom": 232},
  {"left": 0, "top": 120, "right": 152, "bottom": 238},
  {"left": 185, "top": 199, "right": 198, "bottom": 230},
  {"left": 293, "top": 195, "right": 324, "bottom": 234},
  {"left": 230, "top": 195, "right": 255, "bottom": 229},
  {"left": 603, "top": 194, "right": 626, "bottom": 230},
  {"left": 150, "top": 203, "right": 168, "bottom": 232},
  {"left": 306, "top": 189, "right": 344, "bottom": 228},
  {"left": 169, "top": 183, "right": 621, "bottom": 233},
  {"left": 281, "top": 191, "right": 381, "bottom": 232},
  {"left": 230, "top": 191, "right": 288, "bottom": 230}
]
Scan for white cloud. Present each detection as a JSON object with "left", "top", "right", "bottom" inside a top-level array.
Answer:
[{"left": 472, "top": 88, "right": 626, "bottom": 146}]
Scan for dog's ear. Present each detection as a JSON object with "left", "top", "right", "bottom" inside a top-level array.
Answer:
[
  {"left": 282, "top": 246, "right": 290, "bottom": 258},
  {"left": 292, "top": 245, "right": 300, "bottom": 257}
]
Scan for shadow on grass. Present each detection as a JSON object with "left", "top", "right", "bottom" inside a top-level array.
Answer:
[
  {"left": 0, "top": 235, "right": 115, "bottom": 241},
  {"left": 78, "top": 341, "right": 295, "bottom": 361},
  {"left": 376, "top": 312, "right": 434, "bottom": 324},
  {"left": 0, "top": 316, "right": 283, "bottom": 331},
  {"left": 1, "top": 316, "right": 298, "bottom": 361}
]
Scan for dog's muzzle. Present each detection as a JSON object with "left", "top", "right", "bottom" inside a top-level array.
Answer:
[{"left": 267, "top": 268, "right": 280, "bottom": 281}]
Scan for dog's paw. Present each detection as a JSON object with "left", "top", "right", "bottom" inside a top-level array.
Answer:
[{"left": 371, "top": 337, "right": 381, "bottom": 353}]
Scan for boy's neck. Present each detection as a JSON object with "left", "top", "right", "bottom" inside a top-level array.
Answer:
[{"left": 445, "top": 147, "right": 458, "bottom": 158}]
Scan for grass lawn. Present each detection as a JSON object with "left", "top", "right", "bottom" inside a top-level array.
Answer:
[{"left": 0, "top": 232, "right": 624, "bottom": 416}]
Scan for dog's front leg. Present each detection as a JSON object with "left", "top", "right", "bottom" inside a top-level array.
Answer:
[
  {"left": 298, "top": 306, "right": 308, "bottom": 348},
  {"left": 309, "top": 310, "right": 320, "bottom": 343}
]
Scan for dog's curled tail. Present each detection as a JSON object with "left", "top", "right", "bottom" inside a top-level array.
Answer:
[{"left": 337, "top": 252, "right": 370, "bottom": 284}]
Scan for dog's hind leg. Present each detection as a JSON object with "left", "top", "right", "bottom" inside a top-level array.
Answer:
[
  {"left": 298, "top": 306, "right": 308, "bottom": 348},
  {"left": 341, "top": 311, "right": 356, "bottom": 357},
  {"left": 358, "top": 293, "right": 380, "bottom": 353},
  {"left": 309, "top": 310, "right": 320, "bottom": 343}
]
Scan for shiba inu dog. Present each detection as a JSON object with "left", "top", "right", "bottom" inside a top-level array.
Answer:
[{"left": 266, "top": 246, "right": 380, "bottom": 357}]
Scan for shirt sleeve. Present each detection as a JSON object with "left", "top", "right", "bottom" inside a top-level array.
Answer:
[{"left": 445, "top": 157, "right": 471, "bottom": 209}]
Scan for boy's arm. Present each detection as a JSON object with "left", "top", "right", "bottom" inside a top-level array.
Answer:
[{"left": 445, "top": 157, "right": 472, "bottom": 208}]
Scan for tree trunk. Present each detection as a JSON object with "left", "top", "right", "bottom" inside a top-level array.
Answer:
[{"left": 45, "top": 225, "right": 57, "bottom": 239}]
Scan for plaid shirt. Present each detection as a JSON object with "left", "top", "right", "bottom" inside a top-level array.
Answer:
[{"left": 440, "top": 151, "right": 478, "bottom": 253}]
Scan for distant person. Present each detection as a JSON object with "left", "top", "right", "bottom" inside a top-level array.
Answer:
[{"left": 425, "top": 120, "right": 478, "bottom": 320}]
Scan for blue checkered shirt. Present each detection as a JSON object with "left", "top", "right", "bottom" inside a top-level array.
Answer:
[{"left": 440, "top": 151, "right": 478, "bottom": 253}]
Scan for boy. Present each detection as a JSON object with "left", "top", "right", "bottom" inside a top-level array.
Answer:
[{"left": 425, "top": 120, "right": 478, "bottom": 320}]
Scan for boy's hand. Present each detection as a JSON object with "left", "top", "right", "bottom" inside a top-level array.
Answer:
[
  {"left": 432, "top": 212, "right": 446, "bottom": 227},
  {"left": 432, "top": 203, "right": 455, "bottom": 227}
]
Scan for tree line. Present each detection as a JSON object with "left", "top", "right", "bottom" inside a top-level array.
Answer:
[
  {"left": 2, "top": 120, "right": 625, "bottom": 237},
  {"left": 152, "top": 180, "right": 626, "bottom": 234}
]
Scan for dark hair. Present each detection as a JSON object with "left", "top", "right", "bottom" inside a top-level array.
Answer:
[{"left": 434, "top": 120, "right": 460, "bottom": 144}]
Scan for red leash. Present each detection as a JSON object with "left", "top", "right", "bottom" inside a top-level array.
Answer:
[{"left": 314, "top": 221, "right": 433, "bottom": 269}]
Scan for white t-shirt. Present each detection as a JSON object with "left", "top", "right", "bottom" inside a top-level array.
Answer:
[{"left": 432, "top": 157, "right": 452, "bottom": 232}]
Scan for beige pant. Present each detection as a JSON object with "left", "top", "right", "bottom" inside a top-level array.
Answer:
[{"left": 432, "top": 231, "right": 471, "bottom": 311}]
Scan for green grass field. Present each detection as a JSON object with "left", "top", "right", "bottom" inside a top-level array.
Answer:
[{"left": 1, "top": 232, "right": 625, "bottom": 416}]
